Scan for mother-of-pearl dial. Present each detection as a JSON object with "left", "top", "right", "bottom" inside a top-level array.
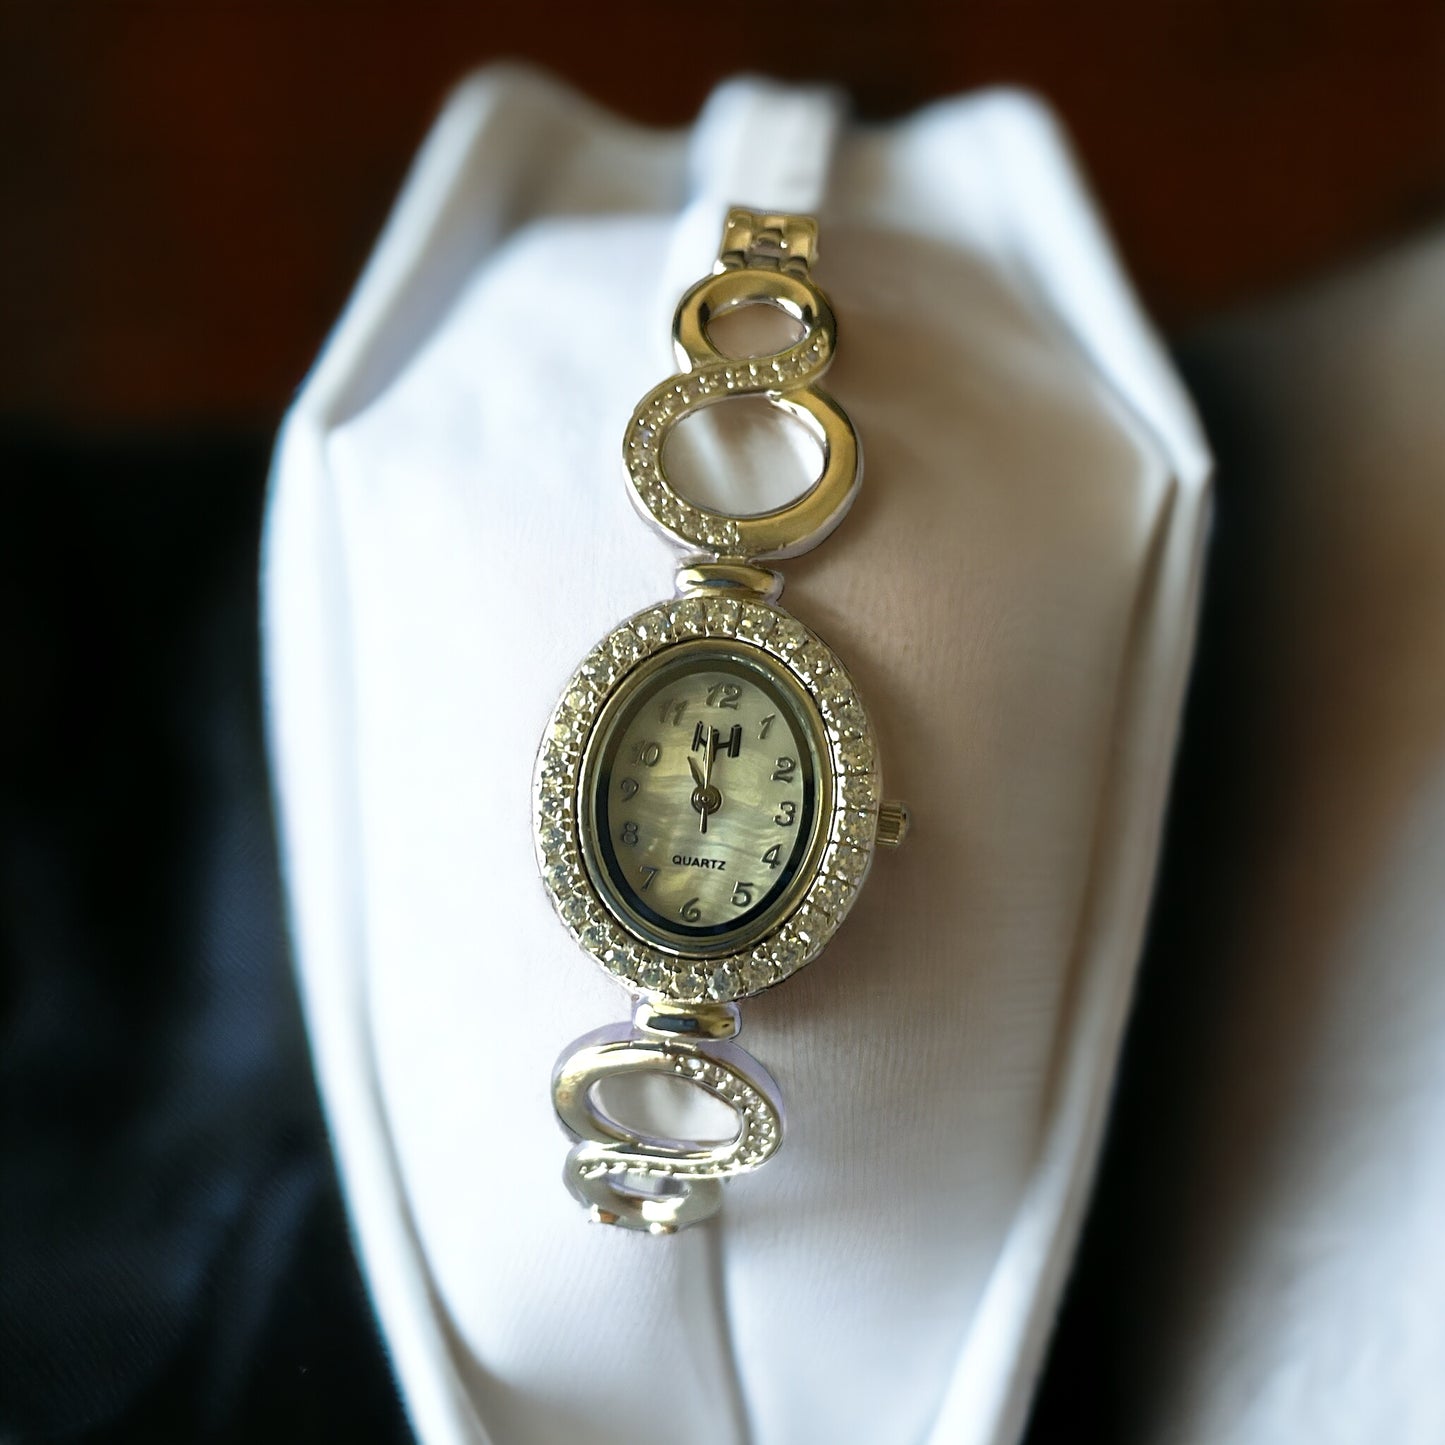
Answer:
[{"left": 579, "top": 639, "right": 831, "bottom": 956}]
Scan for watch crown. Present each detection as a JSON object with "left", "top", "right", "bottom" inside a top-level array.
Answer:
[{"left": 876, "top": 801, "right": 911, "bottom": 849}]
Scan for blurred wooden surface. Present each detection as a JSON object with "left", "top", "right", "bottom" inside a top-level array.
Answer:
[{"left": 2, "top": 1, "right": 1443, "bottom": 425}]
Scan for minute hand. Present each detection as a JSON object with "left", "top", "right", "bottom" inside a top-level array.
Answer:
[{"left": 699, "top": 727, "right": 718, "bottom": 834}]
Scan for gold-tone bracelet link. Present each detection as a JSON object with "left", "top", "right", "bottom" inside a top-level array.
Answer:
[{"left": 622, "top": 207, "right": 860, "bottom": 561}]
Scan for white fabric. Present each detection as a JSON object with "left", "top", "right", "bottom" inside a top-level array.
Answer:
[
  {"left": 1134, "top": 229, "right": 1445, "bottom": 1445},
  {"left": 262, "top": 66, "right": 1210, "bottom": 1445}
]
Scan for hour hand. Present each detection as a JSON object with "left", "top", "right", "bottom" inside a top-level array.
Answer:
[{"left": 688, "top": 755, "right": 705, "bottom": 788}]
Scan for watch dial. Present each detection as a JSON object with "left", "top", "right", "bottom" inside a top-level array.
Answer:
[{"left": 580, "top": 640, "right": 829, "bottom": 955}]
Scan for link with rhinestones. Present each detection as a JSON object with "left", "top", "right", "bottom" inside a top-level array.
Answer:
[
  {"left": 553, "top": 1025, "right": 783, "bottom": 1233},
  {"left": 622, "top": 208, "right": 861, "bottom": 561}
]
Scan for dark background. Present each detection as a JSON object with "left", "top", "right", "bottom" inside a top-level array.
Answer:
[
  {"left": 4, "top": 1, "right": 1445, "bottom": 424},
  {"left": 3, "top": 4, "right": 1444, "bottom": 1442}
]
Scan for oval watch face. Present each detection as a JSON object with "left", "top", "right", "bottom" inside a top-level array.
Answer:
[{"left": 579, "top": 639, "right": 831, "bottom": 956}]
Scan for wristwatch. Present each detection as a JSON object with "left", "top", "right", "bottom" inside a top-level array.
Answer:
[{"left": 534, "top": 208, "right": 909, "bottom": 1233}]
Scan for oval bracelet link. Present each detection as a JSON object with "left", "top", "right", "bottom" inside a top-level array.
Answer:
[
  {"left": 622, "top": 212, "right": 862, "bottom": 561},
  {"left": 552, "top": 1023, "right": 784, "bottom": 1234}
]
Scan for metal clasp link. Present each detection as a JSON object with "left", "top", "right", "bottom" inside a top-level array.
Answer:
[{"left": 717, "top": 209, "right": 819, "bottom": 277}]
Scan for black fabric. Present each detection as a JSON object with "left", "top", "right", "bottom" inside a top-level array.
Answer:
[{"left": 0, "top": 429, "right": 412, "bottom": 1444}]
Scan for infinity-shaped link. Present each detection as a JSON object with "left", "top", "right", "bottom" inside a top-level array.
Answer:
[
  {"left": 622, "top": 208, "right": 862, "bottom": 563},
  {"left": 552, "top": 1024, "right": 784, "bottom": 1234}
]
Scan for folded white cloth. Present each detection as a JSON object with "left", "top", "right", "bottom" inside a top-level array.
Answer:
[{"left": 263, "top": 66, "right": 1209, "bottom": 1445}]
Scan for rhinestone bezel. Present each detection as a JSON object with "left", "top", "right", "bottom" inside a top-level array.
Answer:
[{"left": 533, "top": 597, "right": 882, "bottom": 1004}]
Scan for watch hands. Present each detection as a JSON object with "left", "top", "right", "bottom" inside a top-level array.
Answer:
[
  {"left": 699, "top": 726, "right": 718, "bottom": 834},
  {"left": 689, "top": 727, "right": 722, "bottom": 835}
]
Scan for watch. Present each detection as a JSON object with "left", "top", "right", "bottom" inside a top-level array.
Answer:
[{"left": 534, "top": 208, "right": 909, "bottom": 1233}]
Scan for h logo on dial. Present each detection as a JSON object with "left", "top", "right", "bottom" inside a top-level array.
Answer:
[{"left": 692, "top": 721, "right": 742, "bottom": 759}]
